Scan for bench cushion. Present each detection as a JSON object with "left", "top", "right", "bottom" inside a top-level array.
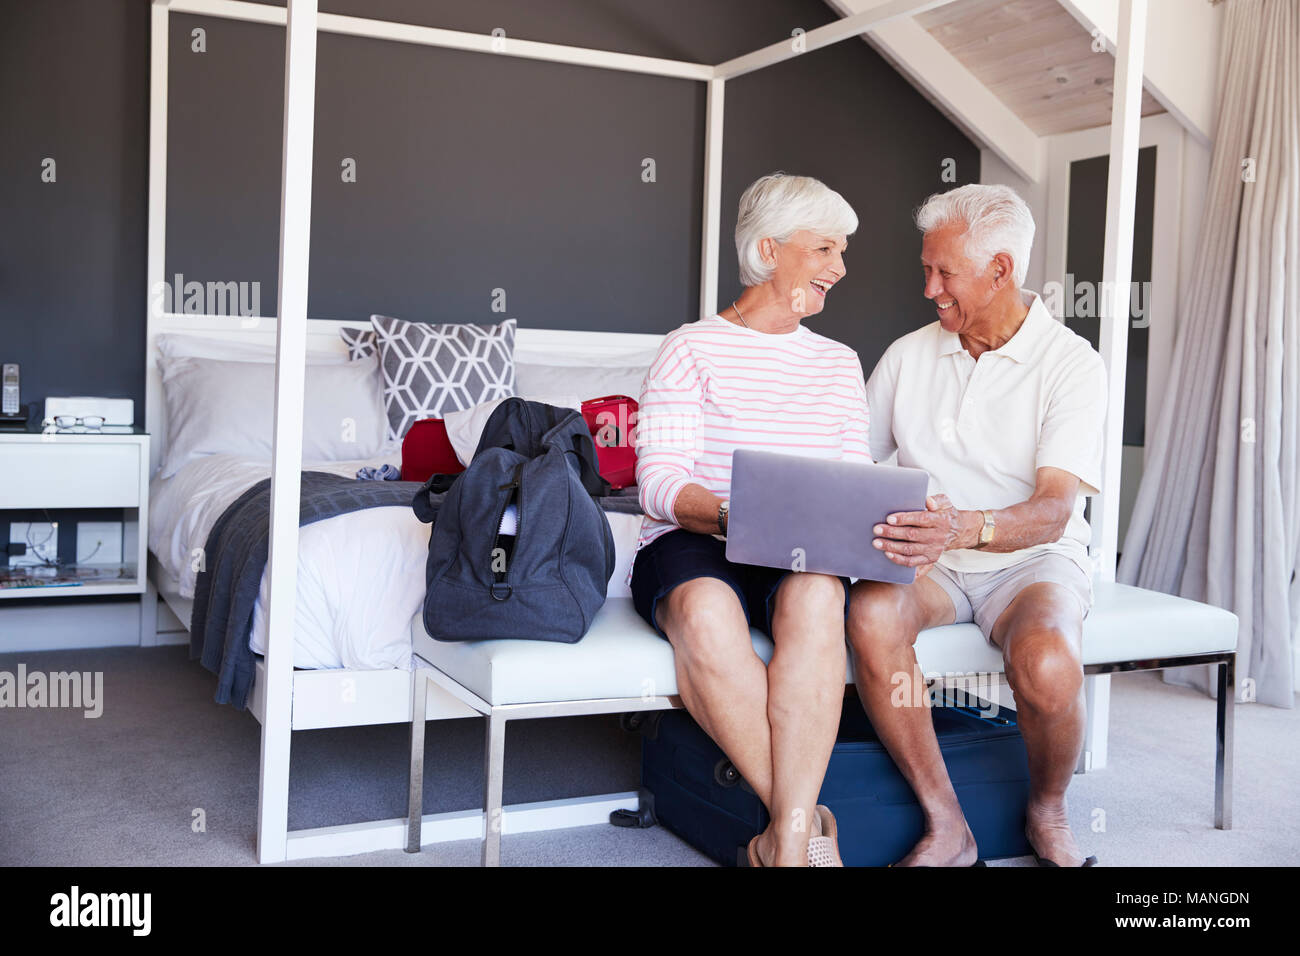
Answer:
[{"left": 410, "top": 581, "right": 1238, "bottom": 707}]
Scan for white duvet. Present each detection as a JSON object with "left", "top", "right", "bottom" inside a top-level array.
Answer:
[{"left": 148, "top": 448, "right": 642, "bottom": 671}]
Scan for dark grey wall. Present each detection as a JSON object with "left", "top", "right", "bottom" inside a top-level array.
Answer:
[
  {"left": 165, "top": 8, "right": 707, "bottom": 331},
  {"left": 2, "top": 0, "right": 979, "bottom": 421},
  {"left": 0, "top": 0, "right": 149, "bottom": 421},
  {"left": 717, "top": 27, "right": 982, "bottom": 367}
]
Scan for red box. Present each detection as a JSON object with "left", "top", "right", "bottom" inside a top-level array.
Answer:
[{"left": 581, "top": 394, "right": 638, "bottom": 490}]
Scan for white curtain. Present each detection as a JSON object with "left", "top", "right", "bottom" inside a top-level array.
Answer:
[{"left": 1119, "top": 0, "right": 1299, "bottom": 708}]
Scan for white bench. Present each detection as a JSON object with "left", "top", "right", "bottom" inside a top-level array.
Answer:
[{"left": 405, "top": 581, "right": 1238, "bottom": 865}]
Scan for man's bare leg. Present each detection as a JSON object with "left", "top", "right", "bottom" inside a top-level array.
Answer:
[
  {"left": 990, "top": 583, "right": 1089, "bottom": 866},
  {"left": 847, "top": 576, "right": 978, "bottom": 866}
]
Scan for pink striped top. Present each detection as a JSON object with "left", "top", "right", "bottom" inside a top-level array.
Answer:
[{"left": 631, "top": 314, "right": 872, "bottom": 578}]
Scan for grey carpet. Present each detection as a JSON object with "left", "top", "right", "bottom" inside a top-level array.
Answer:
[{"left": 0, "top": 646, "right": 1294, "bottom": 866}]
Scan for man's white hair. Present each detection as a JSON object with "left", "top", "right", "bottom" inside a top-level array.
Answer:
[
  {"left": 735, "top": 173, "right": 858, "bottom": 288},
  {"left": 914, "top": 184, "right": 1035, "bottom": 287}
]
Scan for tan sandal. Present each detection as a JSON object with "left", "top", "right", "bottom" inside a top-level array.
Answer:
[{"left": 807, "top": 805, "right": 844, "bottom": 867}]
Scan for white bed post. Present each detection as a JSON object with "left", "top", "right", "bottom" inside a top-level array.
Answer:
[
  {"left": 257, "top": 0, "right": 319, "bottom": 864},
  {"left": 141, "top": 0, "right": 173, "bottom": 644},
  {"left": 1083, "top": 0, "right": 1147, "bottom": 773},
  {"left": 145, "top": 1, "right": 172, "bottom": 482},
  {"left": 699, "top": 77, "right": 724, "bottom": 319}
]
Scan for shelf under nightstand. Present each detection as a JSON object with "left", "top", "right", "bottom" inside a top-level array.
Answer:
[{"left": 0, "top": 430, "right": 150, "bottom": 603}]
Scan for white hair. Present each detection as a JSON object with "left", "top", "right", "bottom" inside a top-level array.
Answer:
[
  {"left": 914, "top": 184, "right": 1035, "bottom": 287},
  {"left": 735, "top": 173, "right": 858, "bottom": 288}
]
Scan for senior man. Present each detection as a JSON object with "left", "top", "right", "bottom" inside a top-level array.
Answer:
[{"left": 853, "top": 183, "right": 1107, "bottom": 867}]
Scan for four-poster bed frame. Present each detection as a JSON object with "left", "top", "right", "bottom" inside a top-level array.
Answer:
[{"left": 144, "top": 0, "right": 1153, "bottom": 863}]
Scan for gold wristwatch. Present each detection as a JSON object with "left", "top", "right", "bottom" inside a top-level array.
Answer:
[
  {"left": 977, "top": 509, "right": 996, "bottom": 547},
  {"left": 717, "top": 499, "right": 730, "bottom": 535}
]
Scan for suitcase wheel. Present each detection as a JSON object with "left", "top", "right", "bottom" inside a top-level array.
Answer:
[
  {"left": 619, "top": 711, "right": 663, "bottom": 739},
  {"left": 713, "top": 758, "right": 743, "bottom": 788}
]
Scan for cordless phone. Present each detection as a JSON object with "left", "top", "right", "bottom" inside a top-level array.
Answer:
[{"left": 1, "top": 364, "right": 19, "bottom": 416}]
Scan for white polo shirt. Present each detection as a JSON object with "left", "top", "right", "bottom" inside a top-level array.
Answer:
[{"left": 865, "top": 290, "right": 1107, "bottom": 576}]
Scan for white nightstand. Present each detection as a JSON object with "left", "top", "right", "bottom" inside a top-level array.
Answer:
[{"left": 0, "top": 429, "right": 150, "bottom": 605}]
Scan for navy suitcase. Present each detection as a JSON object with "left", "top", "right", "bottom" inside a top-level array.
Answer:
[{"left": 634, "top": 697, "right": 1032, "bottom": 866}]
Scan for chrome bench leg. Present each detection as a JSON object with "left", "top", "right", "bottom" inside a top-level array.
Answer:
[
  {"left": 1215, "top": 655, "right": 1234, "bottom": 830},
  {"left": 483, "top": 710, "right": 506, "bottom": 866},
  {"left": 405, "top": 668, "right": 429, "bottom": 853}
]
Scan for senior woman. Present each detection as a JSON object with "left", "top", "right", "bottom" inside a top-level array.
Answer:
[{"left": 631, "top": 173, "right": 872, "bottom": 867}]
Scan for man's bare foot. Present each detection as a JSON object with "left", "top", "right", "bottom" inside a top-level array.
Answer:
[
  {"left": 893, "top": 817, "right": 978, "bottom": 867},
  {"left": 1025, "top": 799, "right": 1088, "bottom": 866}
]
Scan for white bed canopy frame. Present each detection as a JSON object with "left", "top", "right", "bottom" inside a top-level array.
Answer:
[{"left": 144, "top": 0, "right": 1150, "bottom": 863}]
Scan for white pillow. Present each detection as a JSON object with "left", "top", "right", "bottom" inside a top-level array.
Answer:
[
  {"left": 443, "top": 398, "right": 510, "bottom": 467},
  {"left": 524, "top": 389, "right": 584, "bottom": 411},
  {"left": 157, "top": 332, "right": 352, "bottom": 365},
  {"left": 158, "top": 355, "right": 387, "bottom": 478},
  {"left": 514, "top": 362, "right": 650, "bottom": 404},
  {"left": 513, "top": 348, "right": 658, "bottom": 369}
]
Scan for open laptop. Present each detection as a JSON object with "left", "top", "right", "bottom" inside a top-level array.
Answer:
[{"left": 725, "top": 449, "right": 931, "bottom": 584}]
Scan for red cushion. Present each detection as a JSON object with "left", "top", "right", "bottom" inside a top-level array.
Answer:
[{"left": 400, "top": 418, "right": 464, "bottom": 483}]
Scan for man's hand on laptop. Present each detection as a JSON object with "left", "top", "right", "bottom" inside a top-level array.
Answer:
[{"left": 872, "top": 493, "right": 975, "bottom": 575}]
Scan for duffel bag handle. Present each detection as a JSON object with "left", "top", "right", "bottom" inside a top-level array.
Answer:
[
  {"left": 411, "top": 471, "right": 457, "bottom": 523},
  {"left": 566, "top": 434, "right": 611, "bottom": 498}
]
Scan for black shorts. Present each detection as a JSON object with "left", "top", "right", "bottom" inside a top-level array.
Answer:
[{"left": 630, "top": 529, "right": 851, "bottom": 640}]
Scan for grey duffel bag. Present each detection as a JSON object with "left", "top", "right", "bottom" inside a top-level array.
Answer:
[{"left": 412, "top": 399, "right": 615, "bottom": 643}]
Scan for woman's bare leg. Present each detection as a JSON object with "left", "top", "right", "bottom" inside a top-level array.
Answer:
[{"left": 657, "top": 573, "right": 847, "bottom": 865}]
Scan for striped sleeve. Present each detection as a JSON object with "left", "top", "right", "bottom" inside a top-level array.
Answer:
[
  {"left": 842, "top": 354, "right": 873, "bottom": 464},
  {"left": 635, "top": 332, "right": 703, "bottom": 525}
]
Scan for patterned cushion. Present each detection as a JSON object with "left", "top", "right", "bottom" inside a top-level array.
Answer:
[
  {"left": 339, "top": 325, "right": 376, "bottom": 361},
  {"left": 366, "top": 315, "right": 516, "bottom": 440}
]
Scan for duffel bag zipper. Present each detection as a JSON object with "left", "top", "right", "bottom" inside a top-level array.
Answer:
[{"left": 490, "top": 463, "right": 524, "bottom": 601}]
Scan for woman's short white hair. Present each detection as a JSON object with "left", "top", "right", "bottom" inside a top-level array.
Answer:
[
  {"left": 735, "top": 173, "right": 858, "bottom": 288},
  {"left": 914, "top": 184, "right": 1035, "bottom": 287}
]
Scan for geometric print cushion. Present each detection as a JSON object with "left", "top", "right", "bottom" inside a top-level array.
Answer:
[
  {"left": 368, "top": 314, "right": 517, "bottom": 440},
  {"left": 339, "top": 325, "right": 377, "bottom": 362}
]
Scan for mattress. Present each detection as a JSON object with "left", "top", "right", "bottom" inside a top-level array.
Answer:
[{"left": 147, "top": 449, "right": 643, "bottom": 671}]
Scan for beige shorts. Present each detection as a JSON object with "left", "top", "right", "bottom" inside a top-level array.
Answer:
[{"left": 926, "top": 553, "right": 1094, "bottom": 644}]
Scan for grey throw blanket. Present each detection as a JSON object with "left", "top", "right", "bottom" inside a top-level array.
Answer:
[
  {"left": 190, "top": 471, "right": 643, "bottom": 709},
  {"left": 599, "top": 485, "right": 644, "bottom": 514},
  {"left": 191, "top": 473, "right": 431, "bottom": 708}
]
